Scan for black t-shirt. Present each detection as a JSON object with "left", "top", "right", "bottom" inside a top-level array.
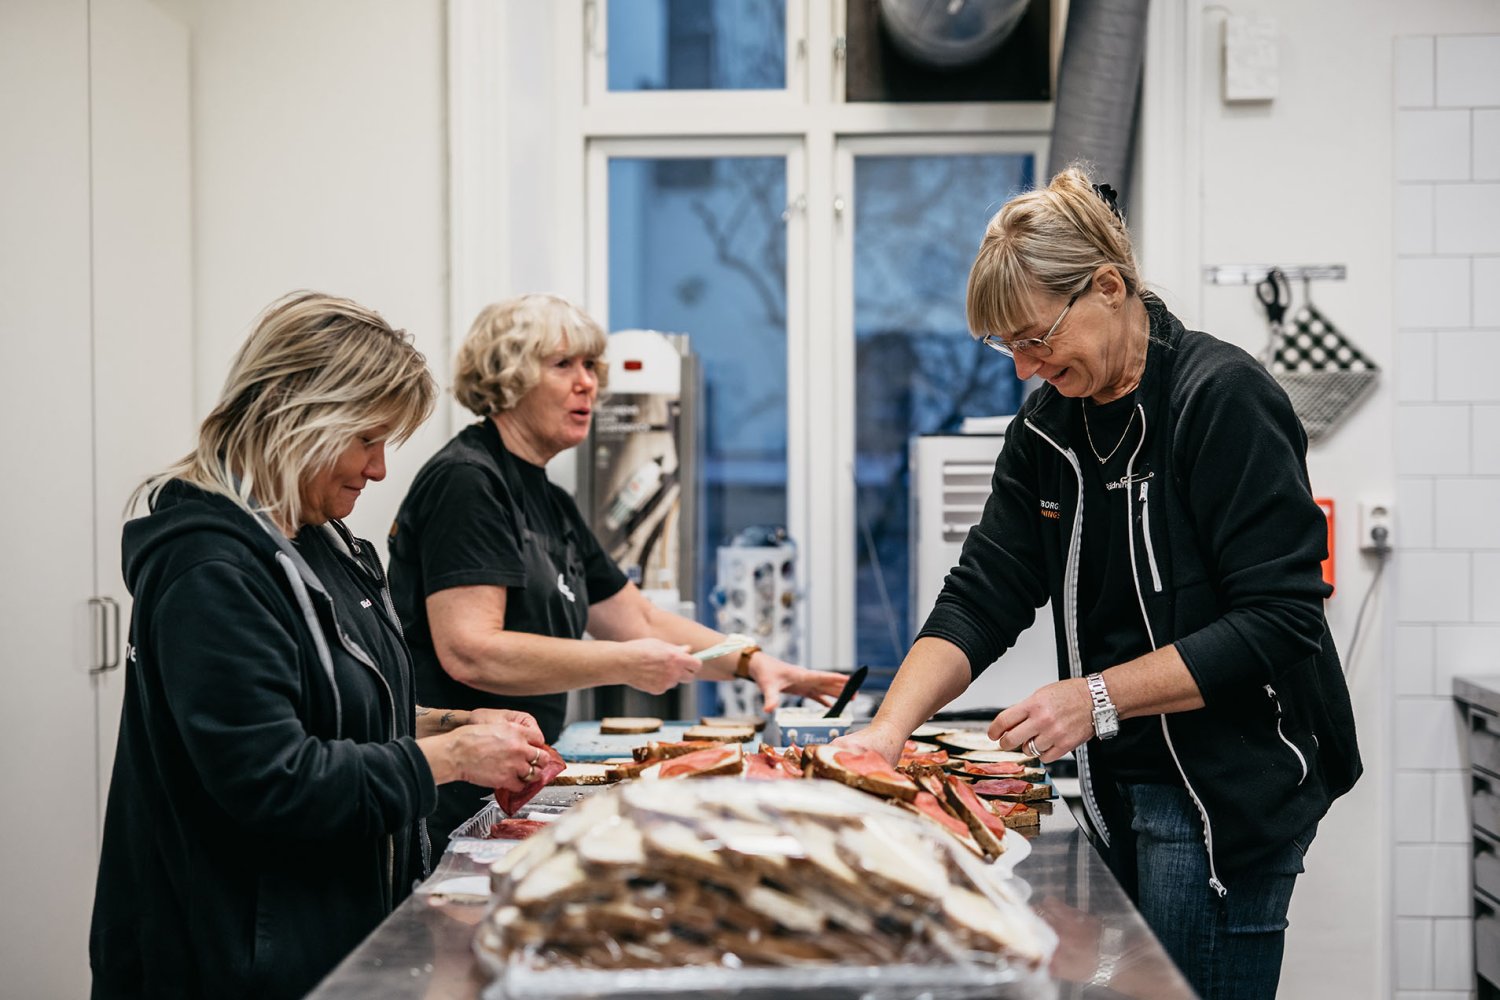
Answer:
[
  {"left": 387, "top": 419, "right": 628, "bottom": 743},
  {"left": 1074, "top": 394, "right": 1176, "bottom": 784}
]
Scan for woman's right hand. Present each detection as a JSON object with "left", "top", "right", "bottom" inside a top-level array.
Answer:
[
  {"left": 619, "top": 637, "right": 702, "bottom": 695},
  {"left": 421, "top": 722, "right": 549, "bottom": 790},
  {"left": 828, "top": 721, "right": 907, "bottom": 766}
]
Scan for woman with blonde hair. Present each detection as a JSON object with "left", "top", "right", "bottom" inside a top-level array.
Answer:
[
  {"left": 835, "top": 169, "right": 1361, "bottom": 998},
  {"left": 90, "top": 291, "right": 550, "bottom": 1000},
  {"left": 388, "top": 293, "right": 848, "bottom": 850}
]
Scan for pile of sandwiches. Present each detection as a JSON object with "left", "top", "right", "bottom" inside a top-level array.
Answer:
[
  {"left": 476, "top": 778, "right": 1054, "bottom": 981},
  {"left": 529, "top": 718, "right": 1052, "bottom": 863}
]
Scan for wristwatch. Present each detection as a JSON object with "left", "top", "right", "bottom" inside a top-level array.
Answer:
[
  {"left": 1086, "top": 672, "right": 1120, "bottom": 739},
  {"left": 734, "top": 644, "right": 761, "bottom": 680}
]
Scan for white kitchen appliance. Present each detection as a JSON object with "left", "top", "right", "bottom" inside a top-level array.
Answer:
[{"left": 909, "top": 428, "right": 1057, "bottom": 711}]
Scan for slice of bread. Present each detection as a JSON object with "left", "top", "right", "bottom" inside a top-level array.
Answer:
[
  {"left": 941, "top": 774, "right": 1008, "bottom": 859},
  {"left": 551, "top": 762, "right": 617, "bottom": 786},
  {"left": 701, "top": 714, "right": 766, "bottom": 732},
  {"left": 599, "top": 716, "right": 663, "bottom": 735},
  {"left": 807, "top": 744, "right": 919, "bottom": 802},
  {"left": 631, "top": 740, "right": 717, "bottom": 763},
  {"left": 636, "top": 744, "right": 745, "bottom": 780},
  {"left": 987, "top": 798, "right": 1041, "bottom": 829},
  {"left": 681, "top": 724, "right": 755, "bottom": 744},
  {"left": 970, "top": 777, "right": 1054, "bottom": 801}
]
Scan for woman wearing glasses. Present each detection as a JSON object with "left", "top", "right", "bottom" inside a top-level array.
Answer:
[{"left": 837, "top": 167, "right": 1361, "bottom": 999}]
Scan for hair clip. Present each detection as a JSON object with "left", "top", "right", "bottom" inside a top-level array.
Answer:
[{"left": 1092, "top": 183, "right": 1124, "bottom": 223}]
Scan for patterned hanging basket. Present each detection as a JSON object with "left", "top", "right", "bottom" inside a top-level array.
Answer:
[{"left": 1263, "top": 303, "right": 1379, "bottom": 444}]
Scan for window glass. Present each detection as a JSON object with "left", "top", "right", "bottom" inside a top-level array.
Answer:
[
  {"left": 608, "top": 156, "right": 788, "bottom": 624},
  {"left": 853, "top": 153, "right": 1033, "bottom": 675},
  {"left": 607, "top": 0, "right": 786, "bottom": 92}
]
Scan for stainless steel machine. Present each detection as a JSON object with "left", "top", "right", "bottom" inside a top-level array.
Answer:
[{"left": 575, "top": 329, "right": 702, "bottom": 722}]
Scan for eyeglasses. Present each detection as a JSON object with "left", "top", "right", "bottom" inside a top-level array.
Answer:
[{"left": 982, "top": 281, "right": 1089, "bottom": 359}]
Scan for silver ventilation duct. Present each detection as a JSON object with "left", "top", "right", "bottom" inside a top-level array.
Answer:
[{"left": 1046, "top": 0, "right": 1151, "bottom": 199}]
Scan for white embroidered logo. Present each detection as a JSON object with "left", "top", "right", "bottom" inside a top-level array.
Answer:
[
  {"left": 360, "top": 598, "right": 373, "bottom": 609},
  {"left": 557, "top": 574, "right": 576, "bottom": 603}
]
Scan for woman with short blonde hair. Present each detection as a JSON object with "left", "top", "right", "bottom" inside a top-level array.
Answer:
[
  {"left": 389, "top": 293, "right": 849, "bottom": 853},
  {"left": 453, "top": 293, "right": 610, "bottom": 417},
  {"left": 93, "top": 291, "right": 550, "bottom": 1000},
  {"left": 837, "top": 166, "right": 1360, "bottom": 998}
]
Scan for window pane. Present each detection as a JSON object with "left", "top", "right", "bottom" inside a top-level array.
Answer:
[
  {"left": 607, "top": 0, "right": 786, "bottom": 92},
  {"left": 853, "top": 153, "right": 1034, "bottom": 676},
  {"left": 608, "top": 156, "right": 788, "bottom": 627}
]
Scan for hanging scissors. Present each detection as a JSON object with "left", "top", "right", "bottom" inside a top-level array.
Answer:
[{"left": 1256, "top": 268, "right": 1291, "bottom": 327}]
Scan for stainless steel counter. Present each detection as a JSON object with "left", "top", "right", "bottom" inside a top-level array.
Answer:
[
  {"left": 1455, "top": 674, "right": 1500, "bottom": 717},
  {"left": 308, "top": 789, "right": 1195, "bottom": 1000}
]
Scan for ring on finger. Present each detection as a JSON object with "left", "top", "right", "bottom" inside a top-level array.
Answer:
[
  {"left": 529, "top": 749, "right": 542, "bottom": 767},
  {"left": 1025, "top": 737, "right": 1042, "bottom": 758},
  {"left": 524, "top": 763, "right": 537, "bottom": 782}
]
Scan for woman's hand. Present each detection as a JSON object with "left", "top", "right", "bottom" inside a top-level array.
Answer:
[
  {"left": 748, "top": 655, "right": 847, "bottom": 713},
  {"left": 620, "top": 638, "right": 702, "bottom": 695},
  {"left": 827, "top": 721, "right": 906, "bottom": 766},
  {"left": 420, "top": 720, "right": 550, "bottom": 790},
  {"left": 468, "top": 708, "right": 544, "bottom": 746},
  {"left": 988, "top": 677, "right": 1095, "bottom": 763}
]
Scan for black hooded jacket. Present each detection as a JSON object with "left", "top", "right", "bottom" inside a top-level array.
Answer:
[
  {"left": 918, "top": 299, "right": 1362, "bottom": 890},
  {"left": 90, "top": 482, "right": 436, "bottom": 1000}
]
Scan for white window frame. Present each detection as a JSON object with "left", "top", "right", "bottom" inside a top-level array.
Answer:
[
  {"left": 450, "top": 0, "right": 1059, "bottom": 672},
  {"left": 585, "top": 138, "right": 809, "bottom": 641},
  {"left": 829, "top": 134, "right": 1049, "bottom": 670},
  {"left": 583, "top": 0, "right": 809, "bottom": 113}
]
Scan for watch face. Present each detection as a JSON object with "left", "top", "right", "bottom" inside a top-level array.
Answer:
[{"left": 1094, "top": 709, "right": 1120, "bottom": 738}]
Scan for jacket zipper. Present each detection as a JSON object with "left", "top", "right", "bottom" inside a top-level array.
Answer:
[
  {"left": 1265, "top": 685, "right": 1309, "bottom": 784},
  {"left": 1025, "top": 418, "right": 1110, "bottom": 848},
  {"left": 1121, "top": 406, "right": 1227, "bottom": 897},
  {"left": 1138, "top": 482, "right": 1163, "bottom": 592}
]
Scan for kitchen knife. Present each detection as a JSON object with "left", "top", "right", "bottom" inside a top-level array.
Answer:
[{"left": 822, "top": 665, "right": 868, "bottom": 719}]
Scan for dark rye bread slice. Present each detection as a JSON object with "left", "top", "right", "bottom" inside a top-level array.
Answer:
[
  {"left": 806, "top": 744, "right": 919, "bottom": 802},
  {"left": 631, "top": 739, "right": 718, "bottom": 763},
  {"left": 941, "top": 774, "right": 1008, "bottom": 859}
]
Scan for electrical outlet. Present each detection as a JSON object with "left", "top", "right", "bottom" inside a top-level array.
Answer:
[{"left": 1358, "top": 500, "right": 1393, "bottom": 553}]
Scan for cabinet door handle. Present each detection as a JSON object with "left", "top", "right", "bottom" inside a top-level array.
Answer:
[{"left": 89, "top": 596, "right": 121, "bottom": 674}]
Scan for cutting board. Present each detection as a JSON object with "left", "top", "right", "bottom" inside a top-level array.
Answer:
[{"left": 551, "top": 720, "right": 761, "bottom": 762}]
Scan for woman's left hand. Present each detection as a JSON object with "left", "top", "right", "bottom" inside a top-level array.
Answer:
[
  {"left": 988, "top": 677, "right": 1095, "bottom": 764},
  {"left": 750, "top": 656, "right": 848, "bottom": 714}
]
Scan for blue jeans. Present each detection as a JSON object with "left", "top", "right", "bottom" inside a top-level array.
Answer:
[{"left": 1121, "top": 782, "right": 1316, "bottom": 1000}]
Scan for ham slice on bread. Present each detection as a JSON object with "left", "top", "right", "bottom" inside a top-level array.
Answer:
[
  {"left": 637, "top": 744, "right": 744, "bottom": 780},
  {"left": 806, "top": 745, "right": 919, "bottom": 802},
  {"left": 901, "top": 791, "right": 981, "bottom": 856},
  {"left": 941, "top": 774, "right": 1008, "bottom": 858},
  {"left": 987, "top": 798, "right": 1041, "bottom": 829},
  {"left": 949, "top": 760, "right": 1045, "bottom": 781},
  {"left": 897, "top": 749, "right": 950, "bottom": 778},
  {"left": 744, "top": 750, "right": 801, "bottom": 780},
  {"left": 971, "top": 777, "right": 1053, "bottom": 801}
]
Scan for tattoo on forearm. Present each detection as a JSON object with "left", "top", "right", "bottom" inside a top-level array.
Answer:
[
  {"left": 415, "top": 706, "right": 432, "bottom": 717},
  {"left": 440, "top": 710, "right": 456, "bottom": 730}
]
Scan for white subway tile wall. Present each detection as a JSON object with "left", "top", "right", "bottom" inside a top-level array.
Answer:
[
  {"left": 1394, "top": 32, "right": 1499, "bottom": 996},
  {"left": 1475, "top": 110, "right": 1500, "bottom": 180},
  {"left": 1397, "top": 916, "right": 1436, "bottom": 990},
  {"left": 1396, "top": 257, "right": 1471, "bottom": 329},
  {"left": 1394, "top": 405, "right": 1470, "bottom": 474},
  {"left": 1396, "top": 110, "right": 1472, "bottom": 181}
]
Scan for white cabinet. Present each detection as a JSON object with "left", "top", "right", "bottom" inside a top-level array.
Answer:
[{"left": 0, "top": 1, "right": 191, "bottom": 993}]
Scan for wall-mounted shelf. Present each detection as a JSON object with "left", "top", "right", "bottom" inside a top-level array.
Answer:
[{"left": 1203, "top": 264, "right": 1347, "bottom": 285}]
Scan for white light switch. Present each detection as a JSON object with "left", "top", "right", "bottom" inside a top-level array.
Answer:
[{"left": 1223, "top": 15, "right": 1278, "bottom": 103}]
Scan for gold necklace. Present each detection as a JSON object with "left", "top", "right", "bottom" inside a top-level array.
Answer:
[{"left": 1081, "top": 403, "right": 1136, "bottom": 464}]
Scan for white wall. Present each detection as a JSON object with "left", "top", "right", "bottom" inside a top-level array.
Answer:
[
  {"left": 1390, "top": 27, "right": 1500, "bottom": 1000},
  {"left": 182, "top": 0, "right": 451, "bottom": 552},
  {"left": 1142, "top": 2, "right": 1499, "bottom": 997}
]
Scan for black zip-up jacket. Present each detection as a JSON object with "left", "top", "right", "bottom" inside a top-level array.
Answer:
[
  {"left": 90, "top": 482, "right": 436, "bottom": 1000},
  {"left": 919, "top": 299, "right": 1361, "bottom": 890}
]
